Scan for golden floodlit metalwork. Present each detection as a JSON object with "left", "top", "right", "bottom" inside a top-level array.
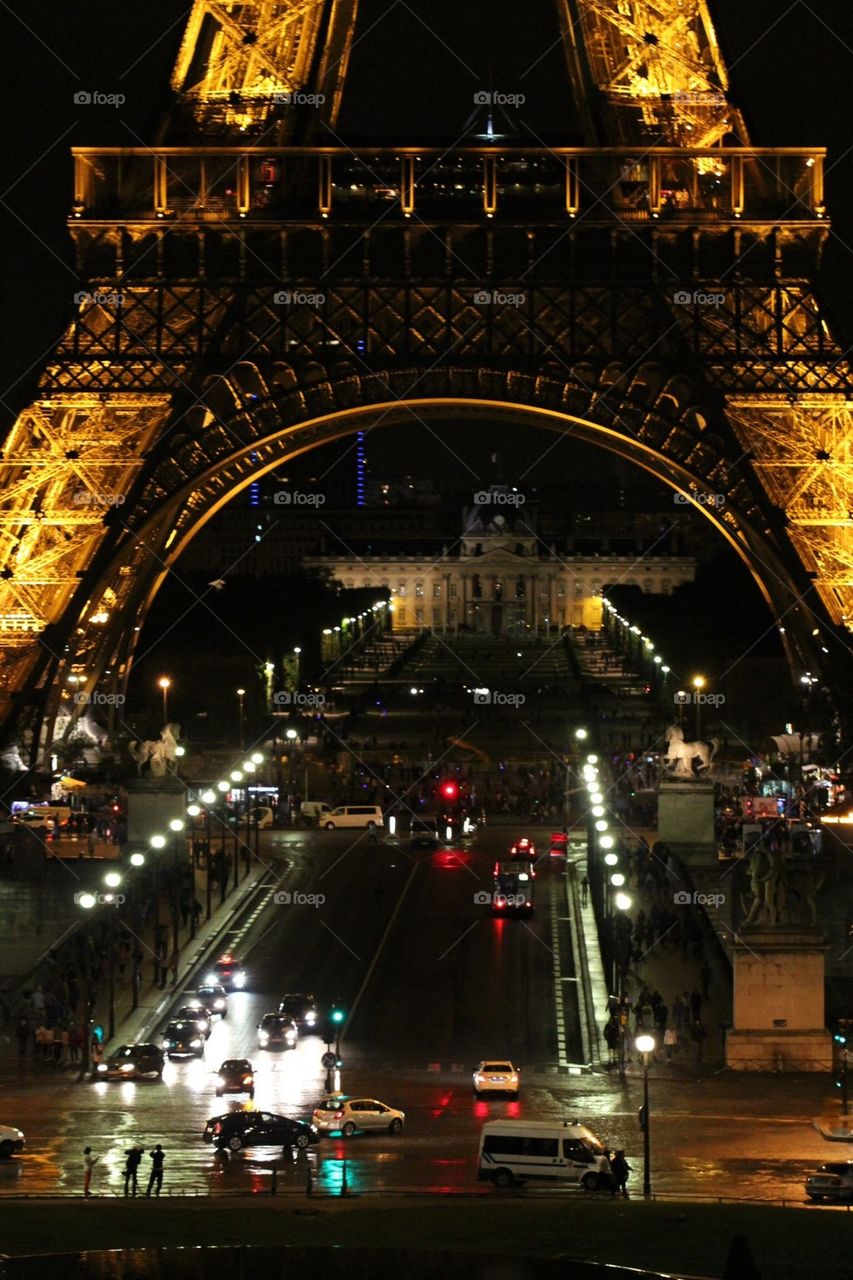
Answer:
[{"left": 0, "top": 0, "right": 849, "bottom": 760}]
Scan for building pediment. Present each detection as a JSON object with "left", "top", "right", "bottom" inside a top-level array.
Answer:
[{"left": 462, "top": 547, "right": 539, "bottom": 567}]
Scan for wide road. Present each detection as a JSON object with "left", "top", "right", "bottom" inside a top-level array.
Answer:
[{"left": 0, "top": 825, "right": 844, "bottom": 1203}]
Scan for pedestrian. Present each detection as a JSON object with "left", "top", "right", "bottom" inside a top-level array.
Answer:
[
  {"left": 672, "top": 994, "right": 687, "bottom": 1031},
  {"left": 68, "top": 1026, "right": 81, "bottom": 1064},
  {"left": 580, "top": 875, "right": 589, "bottom": 907},
  {"left": 169, "top": 949, "right": 179, "bottom": 987},
  {"left": 603, "top": 1017, "right": 620, "bottom": 1066},
  {"left": 146, "top": 1144, "right": 165, "bottom": 1196},
  {"left": 83, "top": 1146, "right": 99, "bottom": 1197},
  {"left": 610, "top": 1150, "right": 632, "bottom": 1198},
  {"left": 664, "top": 1025, "right": 677, "bottom": 1063},
  {"left": 690, "top": 988, "right": 702, "bottom": 1022},
  {"left": 123, "top": 1146, "right": 143, "bottom": 1196},
  {"left": 91, "top": 1038, "right": 103, "bottom": 1073},
  {"left": 367, "top": 825, "right": 379, "bottom": 845}
]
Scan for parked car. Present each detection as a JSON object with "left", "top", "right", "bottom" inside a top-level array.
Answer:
[
  {"left": 278, "top": 993, "right": 319, "bottom": 1030},
  {"left": 473, "top": 1061, "right": 521, "bottom": 1097},
  {"left": 301, "top": 801, "right": 333, "bottom": 826},
  {"left": 312, "top": 1095, "right": 404, "bottom": 1137},
  {"left": 162, "top": 1021, "right": 205, "bottom": 1058},
  {"left": 215, "top": 1059, "right": 255, "bottom": 1099},
  {"left": 96, "top": 1043, "right": 165, "bottom": 1080},
  {"left": 0, "top": 1124, "right": 25, "bottom": 1159},
  {"left": 805, "top": 1161, "right": 853, "bottom": 1201},
  {"left": 203, "top": 1111, "right": 319, "bottom": 1153},
  {"left": 246, "top": 806, "right": 274, "bottom": 829}
]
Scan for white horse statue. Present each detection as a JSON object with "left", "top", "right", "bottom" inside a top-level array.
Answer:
[
  {"left": 663, "top": 724, "right": 718, "bottom": 775},
  {"left": 130, "top": 723, "right": 181, "bottom": 777}
]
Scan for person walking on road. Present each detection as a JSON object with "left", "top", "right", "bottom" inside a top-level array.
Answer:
[
  {"left": 580, "top": 875, "right": 589, "bottom": 907},
  {"left": 83, "top": 1147, "right": 99, "bottom": 1197},
  {"left": 610, "top": 1150, "right": 632, "bottom": 1198},
  {"left": 664, "top": 1025, "right": 678, "bottom": 1063},
  {"left": 123, "top": 1146, "right": 143, "bottom": 1196},
  {"left": 146, "top": 1144, "right": 165, "bottom": 1196}
]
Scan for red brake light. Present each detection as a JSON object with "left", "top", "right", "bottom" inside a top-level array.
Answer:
[{"left": 334, "top": 1110, "right": 344, "bottom": 1119}]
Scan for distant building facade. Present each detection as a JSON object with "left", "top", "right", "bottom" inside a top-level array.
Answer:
[{"left": 304, "top": 491, "right": 695, "bottom": 636}]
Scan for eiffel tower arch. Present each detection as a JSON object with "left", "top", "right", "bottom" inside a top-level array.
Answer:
[{"left": 1, "top": 0, "right": 850, "bottom": 761}]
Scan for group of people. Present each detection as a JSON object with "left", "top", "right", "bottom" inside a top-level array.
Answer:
[{"left": 83, "top": 1144, "right": 166, "bottom": 1197}]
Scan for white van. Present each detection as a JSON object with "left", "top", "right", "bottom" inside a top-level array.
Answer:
[
  {"left": 301, "top": 801, "right": 333, "bottom": 826},
  {"left": 477, "top": 1120, "right": 611, "bottom": 1189},
  {"left": 323, "top": 805, "right": 384, "bottom": 831}
]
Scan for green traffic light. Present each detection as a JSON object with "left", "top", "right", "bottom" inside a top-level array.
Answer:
[{"left": 331, "top": 1009, "right": 345, "bottom": 1023}]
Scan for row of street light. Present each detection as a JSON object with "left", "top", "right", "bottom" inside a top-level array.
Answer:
[{"left": 581, "top": 749, "right": 655, "bottom": 1196}]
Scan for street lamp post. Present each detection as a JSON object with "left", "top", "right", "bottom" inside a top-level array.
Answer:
[
  {"left": 158, "top": 676, "right": 171, "bottom": 725},
  {"left": 230, "top": 771, "right": 244, "bottom": 889},
  {"left": 236, "top": 688, "right": 246, "bottom": 748},
  {"left": 636, "top": 1033, "right": 655, "bottom": 1198},
  {"left": 149, "top": 834, "right": 166, "bottom": 985},
  {"left": 692, "top": 675, "right": 705, "bottom": 740},
  {"left": 201, "top": 790, "right": 216, "bottom": 920},
  {"left": 168, "top": 819, "right": 185, "bottom": 954}
]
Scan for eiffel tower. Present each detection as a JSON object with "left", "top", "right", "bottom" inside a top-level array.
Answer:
[{"left": 1, "top": 0, "right": 850, "bottom": 761}]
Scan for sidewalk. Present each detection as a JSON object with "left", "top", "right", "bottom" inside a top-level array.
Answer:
[
  {"left": 571, "top": 842, "right": 728, "bottom": 1078},
  {"left": 2, "top": 849, "right": 272, "bottom": 1069}
]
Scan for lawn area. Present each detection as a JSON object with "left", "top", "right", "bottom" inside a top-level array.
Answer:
[{"left": 0, "top": 1195, "right": 848, "bottom": 1279}]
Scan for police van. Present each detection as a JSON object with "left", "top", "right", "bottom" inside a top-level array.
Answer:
[{"left": 477, "top": 1119, "right": 611, "bottom": 1189}]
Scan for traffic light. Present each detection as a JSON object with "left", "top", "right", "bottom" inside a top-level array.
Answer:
[
  {"left": 331, "top": 1007, "right": 345, "bottom": 1025},
  {"left": 441, "top": 781, "right": 458, "bottom": 801}
]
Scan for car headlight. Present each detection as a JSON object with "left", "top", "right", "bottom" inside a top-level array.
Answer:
[
  {"left": 204, "top": 972, "right": 217, "bottom": 985},
  {"left": 259, "top": 1033, "right": 268, "bottom": 1043},
  {"left": 215, "top": 999, "right": 225, "bottom": 1010},
  {"left": 305, "top": 1012, "right": 316, "bottom": 1024},
  {"left": 162, "top": 1040, "right": 170, "bottom": 1049},
  {"left": 190, "top": 1038, "right": 202, "bottom": 1048},
  {"left": 233, "top": 974, "right": 245, "bottom": 988},
  {"left": 286, "top": 1032, "right": 296, "bottom": 1042},
  {"left": 218, "top": 1074, "right": 226, "bottom": 1081},
  {"left": 120, "top": 1062, "right": 135, "bottom": 1073},
  {"left": 96, "top": 1063, "right": 107, "bottom": 1073}
]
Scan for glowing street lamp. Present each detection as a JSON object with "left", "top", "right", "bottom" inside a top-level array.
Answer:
[
  {"left": 635, "top": 1034, "right": 656, "bottom": 1197},
  {"left": 236, "top": 687, "right": 246, "bottom": 748},
  {"left": 692, "top": 675, "right": 706, "bottom": 739},
  {"left": 158, "top": 676, "right": 171, "bottom": 723}
]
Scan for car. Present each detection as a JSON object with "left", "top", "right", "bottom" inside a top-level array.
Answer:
[
  {"left": 312, "top": 1095, "right": 405, "bottom": 1137},
  {"left": 174, "top": 1005, "right": 212, "bottom": 1037},
  {"left": 323, "top": 805, "right": 384, "bottom": 831},
  {"left": 473, "top": 1060, "right": 521, "bottom": 1098},
  {"left": 203, "top": 1111, "right": 319, "bottom": 1153},
  {"left": 410, "top": 816, "right": 440, "bottom": 847},
  {"left": 258, "top": 1013, "right": 297, "bottom": 1049},
  {"left": 0, "top": 1124, "right": 25, "bottom": 1159},
  {"left": 216, "top": 1058, "right": 255, "bottom": 1099},
  {"left": 278, "top": 993, "right": 319, "bottom": 1030},
  {"left": 246, "top": 806, "right": 274, "bottom": 829},
  {"left": 162, "top": 1020, "right": 205, "bottom": 1057},
  {"left": 204, "top": 955, "right": 246, "bottom": 991},
  {"left": 509, "top": 837, "right": 537, "bottom": 868},
  {"left": 96, "top": 1043, "right": 165, "bottom": 1080},
  {"left": 805, "top": 1161, "right": 853, "bottom": 1201},
  {"left": 195, "top": 984, "right": 228, "bottom": 1016}
]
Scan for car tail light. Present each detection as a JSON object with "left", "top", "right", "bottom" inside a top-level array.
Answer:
[
  {"left": 334, "top": 1110, "right": 344, "bottom": 1119},
  {"left": 214, "top": 1123, "right": 221, "bottom": 1135}
]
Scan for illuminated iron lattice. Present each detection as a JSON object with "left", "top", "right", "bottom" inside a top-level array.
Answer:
[{"left": 0, "top": 0, "right": 849, "bottom": 756}]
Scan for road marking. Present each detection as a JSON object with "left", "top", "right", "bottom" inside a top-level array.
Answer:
[{"left": 339, "top": 853, "right": 422, "bottom": 1045}]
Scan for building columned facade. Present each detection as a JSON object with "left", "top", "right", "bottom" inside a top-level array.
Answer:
[{"left": 305, "top": 499, "right": 695, "bottom": 636}]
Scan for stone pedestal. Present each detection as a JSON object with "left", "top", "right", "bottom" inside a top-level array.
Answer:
[
  {"left": 726, "top": 927, "right": 832, "bottom": 1071},
  {"left": 125, "top": 778, "right": 186, "bottom": 846},
  {"left": 657, "top": 779, "right": 715, "bottom": 852}
]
